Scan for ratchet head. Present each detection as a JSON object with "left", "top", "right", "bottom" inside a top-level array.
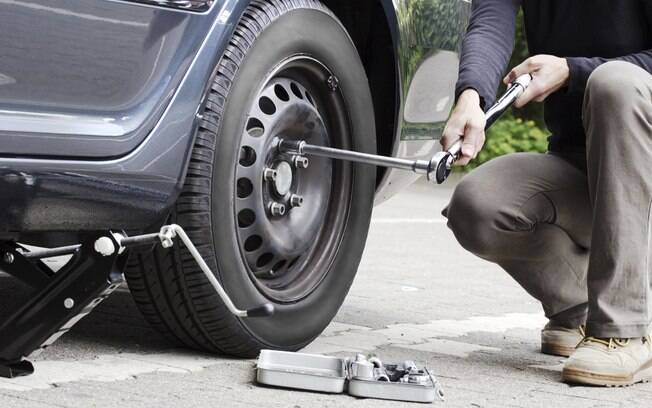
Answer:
[
  {"left": 427, "top": 151, "right": 455, "bottom": 184},
  {"left": 427, "top": 140, "right": 462, "bottom": 184}
]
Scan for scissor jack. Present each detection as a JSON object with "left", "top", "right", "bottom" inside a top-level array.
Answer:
[{"left": 0, "top": 225, "right": 274, "bottom": 378}]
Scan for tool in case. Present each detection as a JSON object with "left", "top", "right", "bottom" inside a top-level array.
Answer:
[{"left": 256, "top": 350, "right": 445, "bottom": 403}]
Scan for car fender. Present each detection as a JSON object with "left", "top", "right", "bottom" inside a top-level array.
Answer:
[{"left": 374, "top": 0, "right": 471, "bottom": 203}]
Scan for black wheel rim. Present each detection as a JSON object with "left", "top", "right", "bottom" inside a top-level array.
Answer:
[{"left": 233, "top": 56, "right": 352, "bottom": 303}]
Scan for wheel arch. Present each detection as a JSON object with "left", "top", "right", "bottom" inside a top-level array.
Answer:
[{"left": 320, "top": 0, "right": 400, "bottom": 185}]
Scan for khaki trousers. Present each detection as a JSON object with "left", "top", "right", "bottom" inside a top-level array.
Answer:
[{"left": 444, "top": 61, "right": 652, "bottom": 337}]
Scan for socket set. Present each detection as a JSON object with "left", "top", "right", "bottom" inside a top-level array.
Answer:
[{"left": 256, "top": 350, "right": 444, "bottom": 403}]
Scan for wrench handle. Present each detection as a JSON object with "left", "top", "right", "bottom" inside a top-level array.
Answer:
[
  {"left": 484, "top": 73, "right": 532, "bottom": 128},
  {"left": 447, "top": 140, "right": 464, "bottom": 163},
  {"left": 446, "top": 74, "right": 532, "bottom": 164},
  {"left": 429, "top": 74, "right": 532, "bottom": 184}
]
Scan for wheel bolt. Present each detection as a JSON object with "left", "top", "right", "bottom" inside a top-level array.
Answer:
[
  {"left": 290, "top": 194, "right": 304, "bottom": 208},
  {"left": 269, "top": 202, "right": 286, "bottom": 217},
  {"left": 263, "top": 168, "right": 278, "bottom": 181},
  {"left": 293, "top": 156, "right": 309, "bottom": 169}
]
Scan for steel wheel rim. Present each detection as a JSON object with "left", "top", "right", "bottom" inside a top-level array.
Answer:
[{"left": 233, "top": 56, "right": 352, "bottom": 303}]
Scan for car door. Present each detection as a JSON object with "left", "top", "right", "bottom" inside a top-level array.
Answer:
[{"left": 0, "top": 0, "right": 215, "bottom": 159}]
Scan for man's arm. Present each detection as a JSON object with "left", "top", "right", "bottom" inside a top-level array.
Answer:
[
  {"left": 507, "top": 4, "right": 652, "bottom": 105},
  {"left": 566, "top": 51, "right": 652, "bottom": 95},
  {"left": 565, "top": 1, "right": 652, "bottom": 95},
  {"left": 456, "top": 0, "right": 521, "bottom": 109},
  {"left": 444, "top": 0, "right": 521, "bottom": 165},
  {"left": 503, "top": 50, "right": 652, "bottom": 107}
]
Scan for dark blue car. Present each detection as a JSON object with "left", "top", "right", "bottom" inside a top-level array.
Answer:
[{"left": 0, "top": 0, "right": 469, "bottom": 357}]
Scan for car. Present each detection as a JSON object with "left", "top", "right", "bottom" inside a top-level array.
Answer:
[{"left": 0, "top": 0, "right": 471, "bottom": 358}]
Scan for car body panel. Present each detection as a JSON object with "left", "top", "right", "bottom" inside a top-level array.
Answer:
[
  {"left": 0, "top": 0, "right": 470, "bottom": 234},
  {"left": 0, "top": 0, "right": 216, "bottom": 158}
]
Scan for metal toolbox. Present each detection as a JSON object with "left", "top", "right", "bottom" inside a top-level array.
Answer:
[
  {"left": 256, "top": 350, "right": 444, "bottom": 403},
  {"left": 256, "top": 350, "right": 347, "bottom": 393}
]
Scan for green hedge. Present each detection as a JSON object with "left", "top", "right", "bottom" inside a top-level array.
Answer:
[{"left": 459, "top": 115, "right": 549, "bottom": 171}]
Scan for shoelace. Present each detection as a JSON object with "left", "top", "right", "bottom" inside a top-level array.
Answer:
[
  {"left": 575, "top": 325, "right": 651, "bottom": 350},
  {"left": 582, "top": 336, "right": 630, "bottom": 350}
]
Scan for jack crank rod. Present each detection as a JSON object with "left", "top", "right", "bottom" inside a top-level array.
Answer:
[{"left": 278, "top": 74, "right": 532, "bottom": 184}]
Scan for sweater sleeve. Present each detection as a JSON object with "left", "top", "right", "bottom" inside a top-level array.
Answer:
[
  {"left": 566, "top": 51, "right": 652, "bottom": 95},
  {"left": 455, "top": 0, "right": 521, "bottom": 109},
  {"left": 566, "top": 4, "right": 652, "bottom": 95}
]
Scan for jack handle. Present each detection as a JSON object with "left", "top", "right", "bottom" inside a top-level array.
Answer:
[
  {"left": 118, "top": 225, "right": 274, "bottom": 318},
  {"left": 430, "top": 74, "right": 532, "bottom": 184},
  {"left": 157, "top": 225, "right": 275, "bottom": 318}
]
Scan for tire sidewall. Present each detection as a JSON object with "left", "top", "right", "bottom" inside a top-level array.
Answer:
[{"left": 210, "top": 8, "right": 376, "bottom": 349}]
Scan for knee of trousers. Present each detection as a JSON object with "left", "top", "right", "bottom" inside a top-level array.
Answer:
[
  {"left": 583, "top": 61, "right": 649, "bottom": 131},
  {"left": 446, "top": 177, "right": 504, "bottom": 259}
]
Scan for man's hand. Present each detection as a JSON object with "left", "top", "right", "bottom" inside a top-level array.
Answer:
[
  {"left": 441, "top": 89, "right": 486, "bottom": 166},
  {"left": 504, "top": 55, "right": 569, "bottom": 108}
]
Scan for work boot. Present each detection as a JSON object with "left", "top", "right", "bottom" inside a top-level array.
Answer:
[
  {"left": 562, "top": 335, "right": 652, "bottom": 387},
  {"left": 541, "top": 322, "right": 585, "bottom": 357}
]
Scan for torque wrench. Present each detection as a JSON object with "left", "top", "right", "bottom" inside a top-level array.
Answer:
[{"left": 278, "top": 74, "right": 532, "bottom": 184}]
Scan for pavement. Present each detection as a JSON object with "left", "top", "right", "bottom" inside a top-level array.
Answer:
[{"left": 1, "top": 176, "right": 651, "bottom": 407}]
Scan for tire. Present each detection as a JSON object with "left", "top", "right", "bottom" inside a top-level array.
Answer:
[{"left": 125, "top": 0, "right": 376, "bottom": 357}]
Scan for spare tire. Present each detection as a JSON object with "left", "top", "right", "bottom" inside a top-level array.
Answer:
[{"left": 125, "top": 0, "right": 376, "bottom": 357}]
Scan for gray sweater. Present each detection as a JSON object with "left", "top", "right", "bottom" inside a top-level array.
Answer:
[{"left": 456, "top": 0, "right": 652, "bottom": 152}]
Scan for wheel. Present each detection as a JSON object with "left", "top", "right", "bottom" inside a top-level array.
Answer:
[{"left": 125, "top": 0, "right": 376, "bottom": 357}]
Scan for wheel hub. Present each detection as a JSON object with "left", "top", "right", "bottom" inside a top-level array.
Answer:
[{"left": 271, "top": 161, "right": 293, "bottom": 197}]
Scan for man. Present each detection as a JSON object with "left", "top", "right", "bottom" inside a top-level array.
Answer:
[{"left": 442, "top": 1, "right": 652, "bottom": 386}]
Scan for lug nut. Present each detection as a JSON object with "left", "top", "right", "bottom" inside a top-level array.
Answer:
[
  {"left": 293, "top": 156, "right": 309, "bottom": 169},
  {"left": 263, "top": 168, "right": 278, "bottom": 181},
  {"left": 290, "top": 194, "right": 304, "bottom": 208},
  {"left": 269, "top": 202, "right": 286, "bottom": 217}
]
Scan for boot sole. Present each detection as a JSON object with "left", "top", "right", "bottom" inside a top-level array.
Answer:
[
  {"left": 541, "top": 342, "right": 575, "bottom": 358},
  {"left": 562, "top": 365, "right": 652, "bottom": 387}
]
